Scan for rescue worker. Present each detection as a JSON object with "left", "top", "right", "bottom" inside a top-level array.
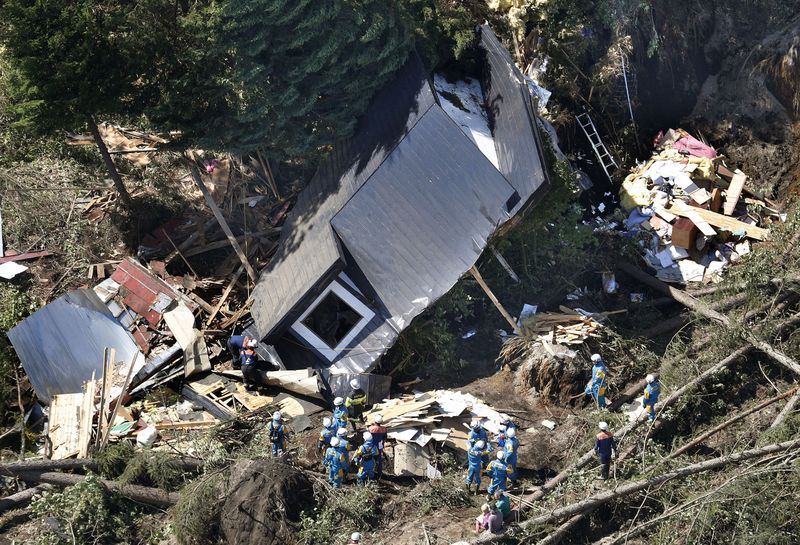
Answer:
[
  {"left": 348, "top": 532, "right": 361, "bottom": 545},
  {"left": 642, "top": 373, "right": 661, "bottom": 421},
  {"left": 584, "top": 353, "right": 608, "bottom": 409},
  {"left": 268, "top": 411, "right": 285, "bottom": 456},
  {"left": 228, "top": 335, "right": 259, "bottom": 389},
  {"left": 501, "top": 417, "right": 517, "bottom": 433},
  {"left": 367, "top": 414, "right": 388, "bottom": 479},
  {"left": 496, "top": 425, "right": 507, "bottom": 449},
  {"left": 317, "top": 417, "right": 336, "bottom": 452},
  {"left": 504, "top": 427, "right": 519, "bottom": 484},
  {"left": 336, "top": 427, "right": 351, "bottom": 473},
  {"left": 333, "top": 397, "right": 349, "bottom": 429},
  {"left": 354, "top": 431, "right": 378, "bottom": 484},
  {"left": 323, "top": 436, "right": 346, "bottom": 488},
  {"left": 468, "top": 420, "right": 489, "bottom": 447},
  {"left": 594, "top": 421, "right": 617, "bottom": 480},
  {"left": 485, "top": 450, "right": 513, "bottom": 496},
  {"left": 345, "top": 379, "right": 368, "bottom": 430},
  {"left": 466, "top": 440, "right": 489, "bottom": 494}
]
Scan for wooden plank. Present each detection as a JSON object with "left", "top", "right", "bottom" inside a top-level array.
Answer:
[
  {"left": 668, "top": 201, "right": 769, "bottom": 241},
  {"left": 679, "top": 206, "right": 717, "bottom": 237},
  {"left": 94, "top": 349, "right": 112, "bottom": 449},
  {"left": 154, "top": 420, "right": 217, "bottom": 431},
  {"left": 469, "top": 265, "right": 519, "bottom": 333},
  {"left": 77, "top": 374, "right": 96, "bottom": 458},
  {"left": 723, "top": 169, "right": 746, "bottom": 216},
  {"left": 189, "top": 165, "right": 257, "bottom": 282},
  {"left": 0, "top": 250, "right": 52, "bottom": 264},
  {"left": 100, "top": 355, "right": 137, "bottom": 448},
  {"left": 48, "top": 393, "right": 84, "bottom": 459},
  {"left": 205, "top": 264, "right": 244, "bottom": 327},
  {"left": 489, "top": 245, "right": 520, "bottom": 283}
]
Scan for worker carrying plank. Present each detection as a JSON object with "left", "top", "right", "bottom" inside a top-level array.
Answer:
[{"left": 585, "top": 353, "right": 608, "bottom": 409}]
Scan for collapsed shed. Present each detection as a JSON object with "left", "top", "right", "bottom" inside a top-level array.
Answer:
[{"left": 250, "top": 25, "right": 549, "bottom": 376}]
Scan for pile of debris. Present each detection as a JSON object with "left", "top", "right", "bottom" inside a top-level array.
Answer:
[
  {"left": 364, "top": 390, "right": 513, "bottom": 477},
  {"left": 519, "top": 308, "right": 604, "bottom": 346},
  {"left": 619, "top": 128, "right": 781, "bottom": 284}
]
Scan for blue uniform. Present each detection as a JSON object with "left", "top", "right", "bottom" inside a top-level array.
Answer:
[
  {"left": 585, "top": 361, "right": 608, "bottom": 408},
  {"left": 317, "top": 424, "right": 336, "bottom": 451},
  {"left": 485, "top": 459, "right": 513, "bottom": 495},
  {"left": 368, "top": 423, "right": 388, "bottom": 478},
  {"left": 268, "top": 421, "right": 285, "bottom": 456},
  {"left": 337, "top": 438, "right": 351, "bottom": 472},
  {"left": 468, "top": 427, "right": 489, "bottom": 447},
  {"left": 354, "top": 440, "right": 378, "bottom": 484},
  {"left": 323, "top": 446, "right": 347, "bottom": 488},
  {"left": 595, "top": 430, "right": 617, "bottom": 480},
  {"left": 333, "top": 406, "right": 349, "bottom": 429},
  {"left": 642, "top": 382, "right": 661, "bottom": 421},
  {"left": 504, "top": 436, "right": 520, "bottom": 482},
  {"left": 466, "top": 445, "right": 488, "bottom": 487}
]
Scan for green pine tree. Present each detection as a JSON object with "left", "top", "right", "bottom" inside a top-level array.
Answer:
[{"left": 0, "top": 0, "right": 152, "bottom": 206}]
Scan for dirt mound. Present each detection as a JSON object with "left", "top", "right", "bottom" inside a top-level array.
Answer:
[
  {"left": 509, "top": 342, "right": 587, "bottom": 405},
  {"left": 220, "top": 458, "right": 315, "bottom": 545}
]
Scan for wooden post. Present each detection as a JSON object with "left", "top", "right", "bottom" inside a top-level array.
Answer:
[
  {"left": 100, "top": 355, "right": 138, "bottom": 448},
  {"left": 189, "top": 165, "right": 258, "bottom": 282},
  {"left": 94, "top": 348, "right": 112, "bottom": 449},
  {"left": 489, "top": 245, "right": 520, "bottom": 283},
  {"left": 469, "top": 266, "right": 519, "bottom": 333}
]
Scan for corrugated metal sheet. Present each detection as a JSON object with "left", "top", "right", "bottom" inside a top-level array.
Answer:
[
  {"left": 251, "top": 54, "right": 437, "bottom": 339},
  {"left": 7, "top": 289, "right": 144, "bottom": 404},
  {"left": 331, "top": 106, "right": 517, "bottom": 327},
  {"left": 479, "top": 25, "right": 547, "bottom": 205}
]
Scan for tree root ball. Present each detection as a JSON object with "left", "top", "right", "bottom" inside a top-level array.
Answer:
[
  {"left": 220, "top": 458, "right": 315, "bottom": 545},
  {"left": 513, "top": 345, "right": 587, "bottom": 405}
]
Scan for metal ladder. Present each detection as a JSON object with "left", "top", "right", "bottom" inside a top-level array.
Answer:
[{"left": 576, "top": 112, "right": 618, "bottom": 183}]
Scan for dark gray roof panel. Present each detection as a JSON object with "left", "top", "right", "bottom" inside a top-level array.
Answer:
[
  {"left": 252, "top": 55, "right": 437, "bottom": 338},
  {"left": 7, "top": 289, "right": 144, "bottom": 404},
  {"left": 331, "top": 106, "right": 517, "bottom": 326},
  {"left": 479, "top": 25, "right": 546, "bottom": 203}
]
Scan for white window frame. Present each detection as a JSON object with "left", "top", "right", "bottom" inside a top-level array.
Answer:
[{"left": 290, "top": 278, "right": 375, "bottom": 362}]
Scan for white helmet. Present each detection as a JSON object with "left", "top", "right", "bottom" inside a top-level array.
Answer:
[
  {"left": 350, "top": 379, "right": 360, "bottom": 389},
  {"left": 373, "top": 414, "right": 383, "bottom": 424},
  {"left": 272, "top": 411, "right": 282, "bottom": 421},
  {"left": 496, "top": 450, "right": 505, "bottom": 460},
  {"left": 351, "top": 533, "right": 361, "bottom": 543},
  {"left": 362, "top": 431, "right": 373, "bottom": 442},
  {"left": 323, "top": 417, "right": 332, "bottom": 427},
  {"left": 334, "top": 397, "right": 344, "bottom": 406},
  {"left": 330, "top": 437, "right": 340, "bottom": 447},
  {"left": 598, "top": 421, "right": 609, "bottom": 431},
  {"left": 646, "top": 374, "right": 655, "bottom": 383},
  {"left": 498, "top": 424, "right": 507, "bottom": 433},
  {"left": 247, "top": 339, "right": 258, "bottom": 348},
  {"left": 337, "top": 427, "right": 348, "bottom": 437},
  {"left": 591, "top": 354, "right": 602, "bottom": 362},
  {"left": 507, "top": 428, "right": 516, "bottom": 438},
  {"left": 475, "top": 440, "right": 485, "bottom": 449}
]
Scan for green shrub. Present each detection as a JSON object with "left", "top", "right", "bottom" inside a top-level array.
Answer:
[{"left": 299, "top": 482, "right": 381, "bottom": 545}]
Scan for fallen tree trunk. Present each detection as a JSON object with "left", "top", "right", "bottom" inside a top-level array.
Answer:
[
  {"left": 667, "top": 386, "right": 799, "bottom": 459},
  {"left": 770, "top": 387, "right": 800, "bottom": 429},
  {"left": 469, "top": 439, "right": 800, "bottom": 544},
  {"left": 535, "top": 513, "right": 584, "bottom": 545},
  {"left": 15, "top": 472, "right": 179, "bottom": 508},
  {"left": 619, "top": 262, "right": 800, "bottom": 376},
  {"left": 0, "top": 456, "right": 203, "bottom": 478},
  {"left": 0, "top": 485, "right": 51, "bottom": 515},
  {"left": 607, "top": 378, "right": 647, "bottom": 411}
]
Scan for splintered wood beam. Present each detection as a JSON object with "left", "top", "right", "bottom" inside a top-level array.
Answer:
[
  {"left": 206, "top": 264, "right": 245, "bottom": 327},
  {"left": 189, "top": 165, "right": 257, "bottom": 282},
  {"left": 490, "top": 245, "right": 520, "bottom": 283},
  {"left": 469, "top": 265, "right": 520, "bottom": 333}
]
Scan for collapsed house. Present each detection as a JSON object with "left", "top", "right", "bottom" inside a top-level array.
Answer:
[{"left": 249, "top": 25, "right": 549, "bottom": 375}]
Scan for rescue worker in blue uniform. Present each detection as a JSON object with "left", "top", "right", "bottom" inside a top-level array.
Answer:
[
  {"left": 324, "top": 437, "right": 347, "bottom": 488},
  {"left": 468, "top": 420, "right": 489, "bottom": 447},
  {"left": 345, "top": 379, "right": 368, "bottom": 430},
  {"left": 642, "top": 374, "right": 661, "bottom": 421},
  {"left": 268, "top": 411, "right": 285, "bottom": 456},
  {"left": 496, "top": 425, "right": 507, "bottom": 449},
  {"left": 501, "top": 418, "right": 517, "bottom": 433},
  {"left": 504, "top": 427, "right": 520, "bottom": 484},
  {"left": 485, "top": 450, "right": 513, "bottom": 496},
  {"left": 465, "top": 440, "right": 489, "bottom": 494},
  {"left": 333, "top": 397, "right": 349, "bottom": 429},
  {"left": 585, "top": 353, "right": 608, "bottom": 409},
  {"left": 368, "top": 414, "right": 388, "bottom": 479},
  {"left": 317, "top": 417, "right": 336, "bottom": 452},
  {"left": 354, "top": 431, "right": 378, "bottom": 484},
  {"left": 228, "top": 335, "right": 259, "bottom": 390},
  {"left": 336, "top": 427, "right": 351, "bottom": 474},
  {"left": 594, "top": 421, "right": 617, "bottom": 480}
]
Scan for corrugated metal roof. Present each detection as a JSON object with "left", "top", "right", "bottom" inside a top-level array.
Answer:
[
  {"left": 251, "top": 54, "right": 437, "bottom": 338},
  {"left": 331, "top": 105, "right": 517, "bottom": 327},
  {"left": 7, "top": 288, "right": 144, "bottom": 404},
  {"left": 479, "top": 25, "right": 547, "bottom": 204}
]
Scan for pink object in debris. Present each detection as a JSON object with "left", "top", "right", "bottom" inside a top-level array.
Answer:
[
  {"left": 672, "top": 135, "right": 716, "bottom": 159},
  {"left": 205, "top": 159, "right": 219, "bottom": 174}
]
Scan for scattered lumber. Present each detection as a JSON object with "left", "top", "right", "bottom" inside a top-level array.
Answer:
[
  {"left": 0, "top": 485, "right": 51, "bottom": 515},
  {"left": 521, "top": 310, "right": 603, "bottom": 345},
  {"left": 667, "top": 201, "right": 769, "bottom": 241},
  {"left": 472, "top": 439, "right": 800, "bottom": 544}
]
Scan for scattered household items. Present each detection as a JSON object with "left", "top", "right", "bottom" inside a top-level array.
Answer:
[{"left": 619, "top": 128, "right": 781, "bottom": 284}]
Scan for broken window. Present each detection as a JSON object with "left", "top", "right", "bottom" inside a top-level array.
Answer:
[{"left": 301, "top": 291, "right": 361, "bottom": 348}]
